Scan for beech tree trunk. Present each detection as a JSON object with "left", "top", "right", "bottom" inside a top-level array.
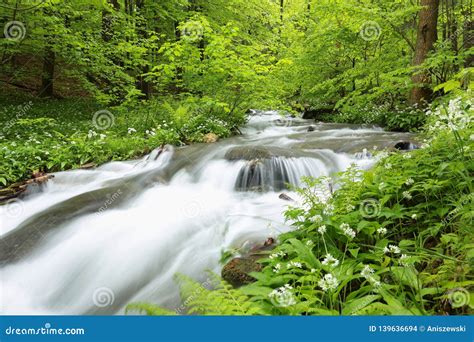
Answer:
[
  {"left": 464, "top": 20, "right": 473, "bottom": 67},
  {"left": 409, "top": 0, "right": 440, "bottom": 105},
  {"left": 39, "top": 47, "right": 55, "bottom": 97}
]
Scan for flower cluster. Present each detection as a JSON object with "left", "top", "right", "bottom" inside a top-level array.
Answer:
[
  {"left": 287, "top": 261, "right": 303, "bottom": 269},
  {"left": 317, "top": 225, "right": 327, "bottom": 235},
  {"left": 269, "top": 251, "right": 286, "bottom": 259},
  {"left": 310, "top": 214, "right": 323, "bottom": 223},
  {"left": 340, "top": 223, "right": 356, "bottom": 239},
  {"left": 427, "top": 97, "right": 473, "bottom": 132},
  {"left": 321, "top": 253, "right": 339, "bottom": 268},
  {"left": 383, "top": 244, "right": 401, "bottom": 254},
  {"left": 318, "top": 273, "right": 339, "bottom": 292},
  {"left": 360, "top": 265, "right": 381, "bottom": 288}
]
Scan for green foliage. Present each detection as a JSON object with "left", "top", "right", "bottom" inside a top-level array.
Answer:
[{"left": 0, "top": 94, "right": 243, "bottom": 186}]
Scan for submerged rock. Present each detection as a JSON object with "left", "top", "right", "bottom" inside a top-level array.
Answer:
[
  {"left": 307, "top": 125, "right": 316, "bottom": 132},
  {"left": 394, "top": 141, "right": 418, "bottom": 150},
  {"left": 225, "top": 146, "right": 271, "bottom": 161},
  {"left": 225, "top": 145, "right": 317, "bottom": 161},
  {"left": 279, "top": 193, "right": 295, "bottom": 201}
]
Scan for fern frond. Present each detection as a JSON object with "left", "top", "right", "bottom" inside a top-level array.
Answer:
[{"left": 175, "top": 272, "right": 266, "bottom": 315}]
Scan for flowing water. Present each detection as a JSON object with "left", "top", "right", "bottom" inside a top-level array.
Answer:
[{"left": 0, "top": 111, "right": 416, "bottom": 314}]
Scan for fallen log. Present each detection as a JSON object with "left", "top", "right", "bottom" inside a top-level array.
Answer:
[{"left": 0, "top": 174, "right": 54, "bottom": 205}]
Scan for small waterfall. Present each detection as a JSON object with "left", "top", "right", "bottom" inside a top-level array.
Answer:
[{"left": 234, "top": 157, "right": 329, "bottom": 191}]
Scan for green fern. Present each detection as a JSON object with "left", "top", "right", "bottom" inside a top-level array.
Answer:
[{"left": 175, "top": 273, "right": 266, "bottom": 315}]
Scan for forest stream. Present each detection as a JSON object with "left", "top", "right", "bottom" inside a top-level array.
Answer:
[{"left": 0, "top": 111, "right": 417, "bottom": 315}]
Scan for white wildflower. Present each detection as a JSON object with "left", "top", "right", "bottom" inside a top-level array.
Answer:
[
  {"left": 402, "top": 191, "right": 412, "bottom": 200},
  {"left": 377, "top": 227, "right": 387, "bottom": 235},
  {"left": 346, "top": 204, "right": 355, "bottom": 212},
  {"left": 273, "top": 263, "right": 281, "bottom": 273},
  {"left": 311, "top": 214, "right": 323, "bottom": 223},
  {"left": 128, "top": 127, "right": 137, "bottom": 134},
  {"left": 405, "top": 178, "right": 414, "bottom": 186},
  {"left": 384, "top": 244, "right": 401, "bottom": 254},
  {"left": 341, "top": 223, "right": 356, "bottom": 239},
  {"left": 287, "top": 261, "right": 303, "bottom": 269},
  {"left": 399, "top": 254, "right": 410, "bottom": 266},
  {"left": 318, "top": 273, "right": 339, "bottom": 292},
  {"left": 361, "top": 265, "right": 375, "bottom": 279},
  {"left": 317, "top": 225, "right": 327, "bottom": 235},
  {"left": 372, "top": 280, "right": 382, "bottom": 288},
  {"left": 321, "top": 254, "right": 339, "bottom": 268},
  {"left": 323, "top": 204, "right": 334, "bottom": 215}
]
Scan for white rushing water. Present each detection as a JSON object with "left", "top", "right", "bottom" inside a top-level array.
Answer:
[{"left": 0, "top": 111, "right": 413, "bottom": 314}]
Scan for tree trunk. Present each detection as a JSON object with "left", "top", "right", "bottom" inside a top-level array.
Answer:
[
  {"left": 409, "top": 0, "right": 440, "bottom": 105},
  {"left": 102, "top": 0, "right": 120, "bottom": 42},
  {"left": 39, "top": 47, "right": 55, "bottom": 97},
  {"left": 464, "top": 20, "right": 473, "bottom": 67},
  {"left": 135, "top": 0, "right": 151, "bottom": 99}
]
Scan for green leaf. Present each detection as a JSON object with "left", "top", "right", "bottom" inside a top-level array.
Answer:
[{"left": 342, "top": 295, "right": 381, "bottom": 315}]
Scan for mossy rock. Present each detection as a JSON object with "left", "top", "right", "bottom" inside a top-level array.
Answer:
[
  {"left": 224, "top": 145, "right": 314, "bottom": 161},
  {"left": 221, "top": 256, "right": 263, "bottom": 287}
]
